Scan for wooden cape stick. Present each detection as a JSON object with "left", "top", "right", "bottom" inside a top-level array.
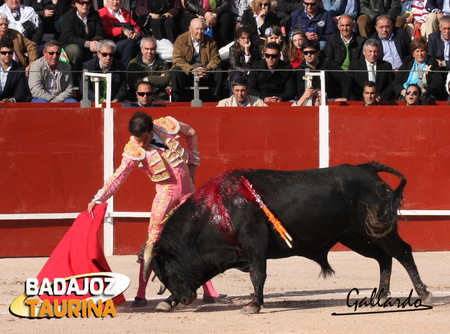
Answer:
[{"left": 240, "top": 176, "right": 293, "bottom": 248}]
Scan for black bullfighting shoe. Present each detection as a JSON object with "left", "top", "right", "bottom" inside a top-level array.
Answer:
[
  {"left": 131, "top": 297, "right": 147, "bottom": 307},
  {"left": 203, "top": 294, "right": 232, "bottom": 304}
]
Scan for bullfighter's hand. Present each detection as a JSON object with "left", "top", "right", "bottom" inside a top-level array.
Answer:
[
  {"left": 143, "top": 241, "right": 154, "bottom": 282},
  {"left": 87, "top": 201, "right": 97, "bottom": 213}
]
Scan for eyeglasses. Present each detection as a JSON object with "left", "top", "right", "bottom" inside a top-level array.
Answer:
[
  {"left": 46, "top": 51, "right": 61, "bottom": 56},
  {"left": 137, "top": 92, "right": 153, "bottom": 97},
  {"left": 77, "top": 1, "right": 91, "bottom": 5},
  {"left": 100, "top": 52, "right": 115, "bottom": 57},
  {"left": 0, "top": 51, "right": 13, "bottom": 55},
  {"left": 406, "top": 90, "right": 419, "bottom": 96},
  {"left": 303, "top": 2, "right": 317, "bottom": 6},
  {"left": 260, "top": 3, "right": 269, "bottom": 6},
  {"left": 303, "top": 50, "right": 317, "bottom": 55},
  {"left": 264, "top": 53, "right": 279, "bottom": 59}
]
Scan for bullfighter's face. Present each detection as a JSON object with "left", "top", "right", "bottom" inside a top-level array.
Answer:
[{"left": 134, "top": 130, "right": 153, "bottom": 148}]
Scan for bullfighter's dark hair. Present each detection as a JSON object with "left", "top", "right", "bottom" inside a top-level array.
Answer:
[{"left": 129, "top": 112, "right": 153, "bottom": 137}]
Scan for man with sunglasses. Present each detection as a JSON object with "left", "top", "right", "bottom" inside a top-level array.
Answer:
[
  {"left": 82, "top": 39, "right": 128, "bottom": 102},
  {"left": 248, "top": 42, "right": 296, "bottom": 103},
  {"left": 0, "top": 36, "right": 27, "bottom": 102},
  {"left": 28, "top": 39, "right": 77, "bottom": 102},
  {"left": 289, "top": 0, "right": 337, "bottom": 50},
  {"left": 404, "top": 83, "right": 421, "bottom": 105},
  {"left": 122, "top": 81, "right": 166, "bottom": 107}
]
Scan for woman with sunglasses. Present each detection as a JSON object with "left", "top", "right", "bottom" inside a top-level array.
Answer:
[
  {"left": 393, "top": 36, "right": 443, "bottom": 102},
  {"left": 99, "top": 0, "right": 142, "bottom": 66},
  {"left": 240, "top": 0, "right": 279, "bottom": 39},
  {"left": 60, "top": 0, "right": 104, "bottom": 82}
]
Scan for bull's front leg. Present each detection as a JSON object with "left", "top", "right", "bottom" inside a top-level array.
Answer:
[{"left": 241, "top": 262, "right": 267, "bottom": 314}]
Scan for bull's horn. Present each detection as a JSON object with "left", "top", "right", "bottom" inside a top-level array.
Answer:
[
  {"left": 143, "top": 242, "right": 154, "bottom": 282},
  {"left": 157, "top": 283, "right": 167, "bottom": 295}
]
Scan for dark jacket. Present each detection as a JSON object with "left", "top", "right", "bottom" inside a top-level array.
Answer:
[
  {"left": 0, "top": 60, "right": 28, "bottom": 102},
  {"left": 184, "top": 0, "right": 231, "bottom": 17},
  {"left": 135, "top": 0, "right": 182, "bottom": 17},
  {"left": 428, "top": 31, "right": 450, "bottom": 70},
  {"left": 229, "top": 43, "right": 261, "bottom": 74},
  {"left": 82, "top": 57, "right": 129, "bottom": 102},
  {"left": 297, "top": 58, "right": 347, "bottom": 98},
  {"left": 359, "top": 0, "right": 402, "bottom": 21},
  {"left": 289, "top": 7, "right": 337, "bottom": 41},
  {"left": 241, "top": 10, "right": 280, "bottom": 38},
  {"left": 324, "top": 32, "right": 366, "bottom": 68},
  {"left": 371, "top": 28, "right": 411, "bottom": 68},
  {"left": 277, "top": 0, "right": 303, "bottom": 27},
  {"left": 346, "top": 58, "right": 394, "bottom": 100},
  {"left": 393, "top": 55, "right": 444, "bottom": 99},
  {"left": 425, "top": 0, "right": 444, "bottom": 13},
  {"left": 248, "top": 60, "right": 296, "bottom": 101},
  {"left": 60, "top": 8, "right": 105, "bottom": 49},
  {"left": 127, "top": 53, "right": 171, "bottom": 102},
  {"left": 121, "top": 101, "right": 166, "bottom": 107}
]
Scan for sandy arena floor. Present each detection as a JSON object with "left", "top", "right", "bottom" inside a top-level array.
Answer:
[{"left": 1, "top": 251, "right": 449, "bottom": 333}]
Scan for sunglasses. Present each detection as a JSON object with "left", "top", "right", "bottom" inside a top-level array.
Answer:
[
  {"left": 0, "top": 51, "right": 13, "bottom": 55},
  {"left": 264, "top": 53, "right": 279, "bottom": 59},
  {"left": 406, "top": 90, "right": 419, "bottom": 96},
  {"left": 46, "top": 51, "right": 61, "bottom": 56},
  {"left": 260, "top": 3, "right": 269, "bottom": 6},
  {"left": 303, "top": 50, "right": 317, "bottom": 55},
  {"left": 100, "top": 52, "right": 115, "bottom": 57},
  {"left": 77, "top": 1, "right": 91, "bottom": 4},
  {"left": 303, "top": 2, "right": 317, "bottom": 6},
  {"left": 137, "top": 92, "right": 153, "bottom": 97}
]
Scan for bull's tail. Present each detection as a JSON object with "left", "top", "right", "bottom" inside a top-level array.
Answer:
[{"left": 363, "top": 162, "right": 407, "bottom": 239}]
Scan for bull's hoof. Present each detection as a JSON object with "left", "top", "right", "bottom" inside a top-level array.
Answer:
[
  {"left": 240, "top": 304, "right": 261, "bottom": 314},
  {"left": 421, "top": 291, "right": 433, "bottom": 306},
  {"left": 155, "top": 301, "right": 173, "bottom": 312}
]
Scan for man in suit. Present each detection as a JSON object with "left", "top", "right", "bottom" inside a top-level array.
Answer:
[
  {"left": 0, "top": 36, "right": 27, "bottom": 102},
  {"left": 423, "top": 0, "right": 450, "bottom": 36},
  {"left": 428, "top": 15, "right": 450, "bottom": 71},
  {"left": 248, "top": 42, "right": 296, "bottom": 102},
  {"left": 82, "top": 39, "right": 128, "bottom": 102},
  {"left": 346, "top": 38, "right": 394, "bottom": 101},
  {"left": 171, "top": 17, "right": 223, "bottom": 102},
  {"left": 371, "top": 15, "right": 411, "bottom": 70},
  {"left": 122, "top": 81, "right": 166, "bottom": 107},
  {"left": 0, "top": 13, "right": 38, "bottom": 76},
  {"left": 324, "top": 14, "right": 366, "bottom": 70},
  {"left": 357, "top": 0, "right": 403, "bottom": 38}
]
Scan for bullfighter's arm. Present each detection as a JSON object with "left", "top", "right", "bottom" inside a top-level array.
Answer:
[{"left": 176, "top": 119, "right": 200, "bottom": 166}]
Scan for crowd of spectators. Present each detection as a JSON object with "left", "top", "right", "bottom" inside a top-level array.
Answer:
[{"left": 0, "top": 0, "right": 450, "bottom": 104}]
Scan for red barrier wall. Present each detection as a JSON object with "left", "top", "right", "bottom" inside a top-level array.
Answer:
[{"left": 1, "top": 104, "right": 449, "bottom": 257}]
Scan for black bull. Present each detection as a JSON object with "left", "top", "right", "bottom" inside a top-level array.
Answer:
[{"left": 150, "top": 162, "right": 432, "bottom": 314}]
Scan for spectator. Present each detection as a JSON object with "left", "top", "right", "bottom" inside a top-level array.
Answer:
[
  {"left": 82, "top": 39, "right": 128, "bottom": 102},
  {"left": 423, "top": 0, "right": 450, "bottom": 37},
  {"left": 292, "top": 85, "right": 323, "bottom": 105},
  {"left": 217, "top": 76, "right": 267, "bottom": 106},
  {"left": 261, "top": 25, "right": 289, "bottom": 62},
  {"left": 404, "top": 83, "right": 421, "bottom": 105},
  {"left": 59, "top": 0, "right": 104, "bottom": 82},
  {"left": 324, "top": 14, "right": 366, "bottom": 70},
  {"left": 289, "top": 0, "right": 337, "bottom": 50},
  {"left": 229, "top": 26, "right": 260, "bottom": 82},
  {"left": 393, "top": 37, "right": 443, "bottom": 101},
  {"left": 371, "top": 15, "right": 411, "bottom": 70},
  {"left": 127, "top": 36, "right": 171, "bottom": 102},
  {"left": 357, "top": 0, "right": 403, "bottom": 38},
  {"left": 0, "top": 0, "right": 43, "bottom": 44},
  {"left": 297, "top": 39, "right": 347, "bottom": 100},
  {"left": 240, "top": 0, "right": 279, "bottom": 39},
  {"left": 277, "top": 0, "right": 302, "bottom": 28},
  {"left": 181, "top": 0, "right": 235, "bottom": 48},
  {"left": 401, "top": 0, "right": 432, "bottom": 38},
  {"left": 99, "top": 0, "right": 142, "bottom": 67},
  {"left": 428, "top": 15, "right": 450, "bottom": 71},
  {"left": 346, "top": 38, "right": 394, "bottom": 101},
  {"left": 171, "top": 17, "right": 223, "bottom": 102},
  {"left": 288, "top": 29, "right": 305, "bottom": 68},
  {"left": 248, "top": 42, "right": 296, "bottom": 103},
  {"left": 231, "top": 0, "right": 252, "bottom": 28},
  {"left": 0, "top": 36, "right": 27, "bottom": 102},
  {"left": 28, "top": 40, "right": 76, "bottom": 102},
  {"left": 362, "top": 81, "right": 380, "bottom": 105},
  {"left": 323, "top": 0, "right": 359, "bottom": 20},
  {"left": 23, "top": 0, "right": 70, "bottom": 41},
  {"left": 122, "top": 81, "right": 166, "bottom": 107},
  {"left": 135, "top": 0, "right": 182, "bottom": 43},
  {"left": 0, "top": 13, "right": 38, "bottom": 75}
]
